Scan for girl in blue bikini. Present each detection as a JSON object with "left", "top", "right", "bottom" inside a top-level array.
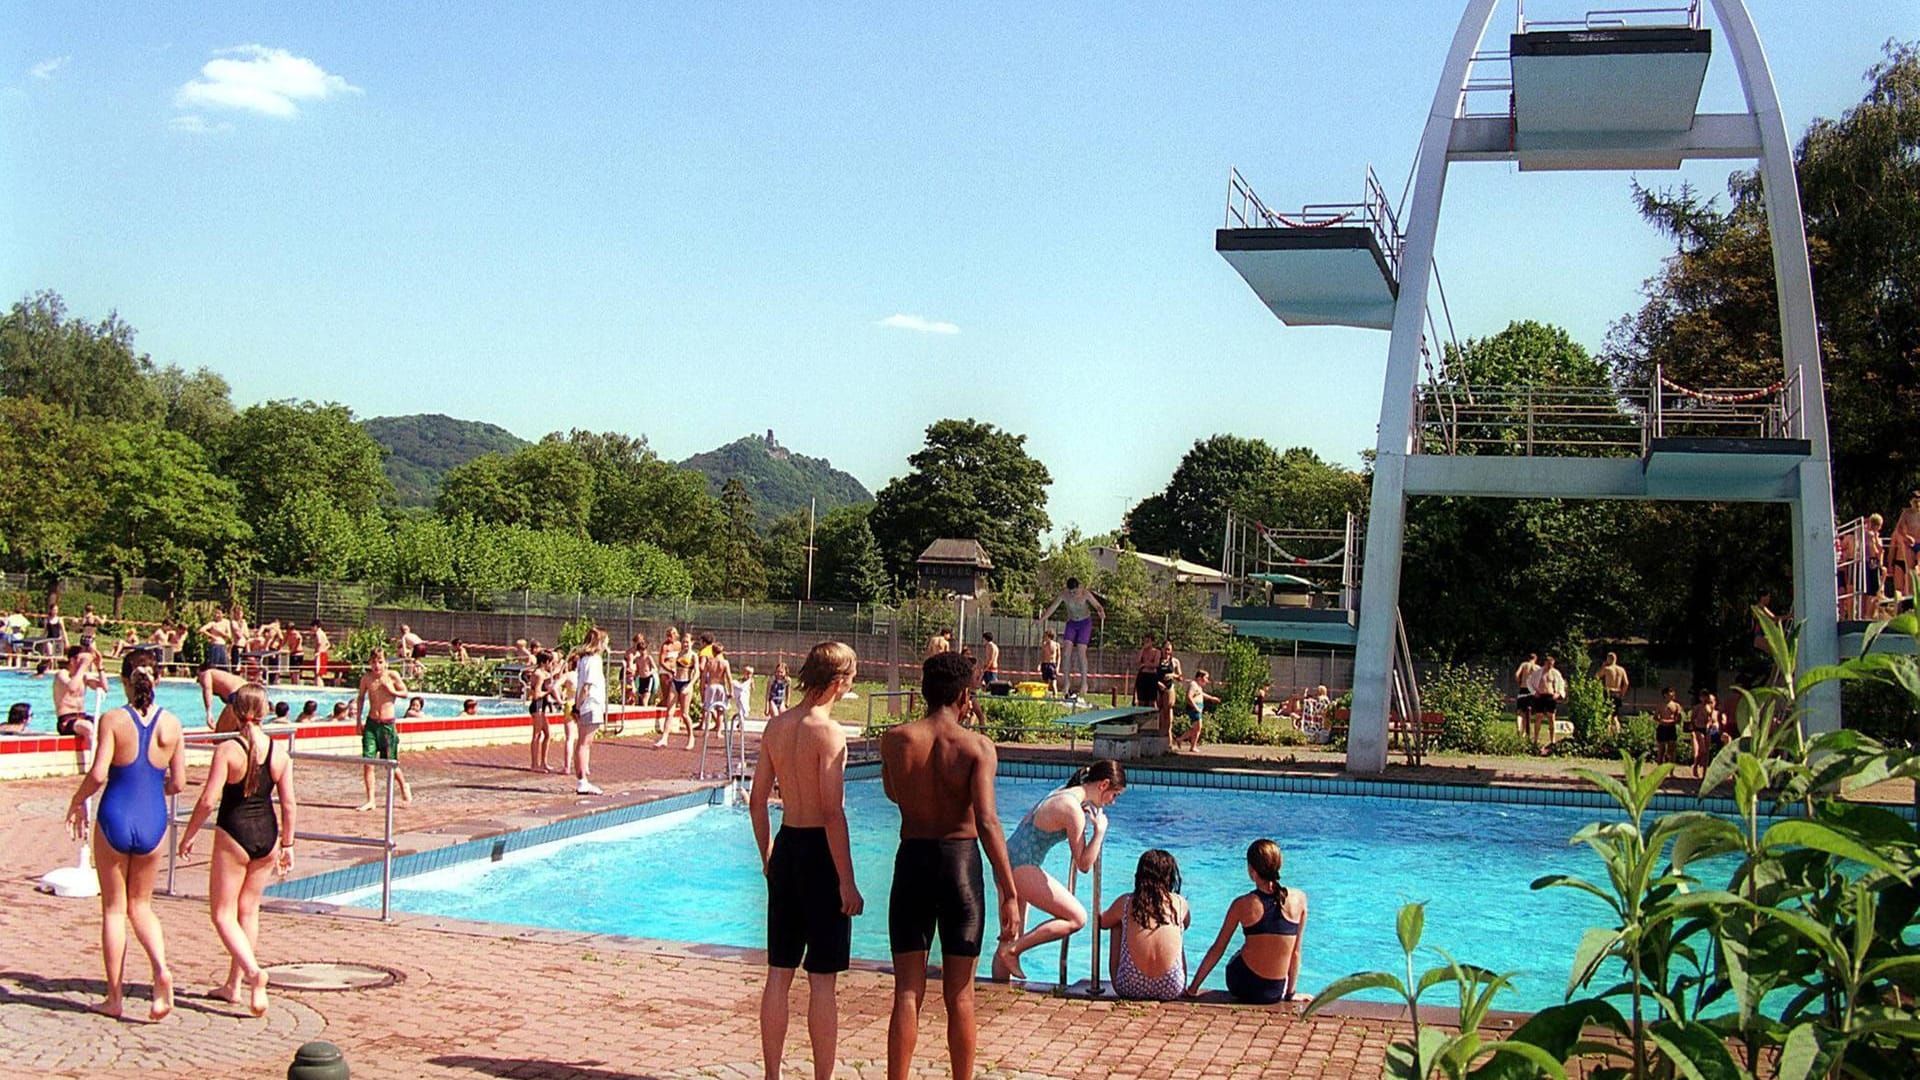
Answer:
[
  {"left": 65, "top": 648, "right": 186, "bottom": 1021},
  {"left": 1187, "top": 839, "right": 1311, "bottom": 1005},
  {"left": 991, "top": 759, "right": 1125, "bottom": 981}
]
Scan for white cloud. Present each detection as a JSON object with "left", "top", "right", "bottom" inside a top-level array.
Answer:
[
  {"left": 168, "top": 114, "right": 233, "bottom": 135},
  {"left": 173, "top": 44, "right": 359, "bottom": 119},
  {"left": 877, "top": 313, "right": 960, "bottom": 335},
  {"left": 31, "top": 56, "right": 70, "bottom": 80}
]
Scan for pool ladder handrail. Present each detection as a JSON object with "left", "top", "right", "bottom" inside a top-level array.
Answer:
[
  {"left": 164, "top": 722, "right": 404, "bottom": 922},
  {"left": 1055, "top": 842, "right": 1106, "bottom": 997}
]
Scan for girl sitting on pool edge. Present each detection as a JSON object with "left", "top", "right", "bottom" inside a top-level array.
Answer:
[
  {"left": 1186, "top": 839, "right": 1310, "bottom": 1005},
  {"left": 1098, "top": 848, "right": 1190, "bottom": 1001}
]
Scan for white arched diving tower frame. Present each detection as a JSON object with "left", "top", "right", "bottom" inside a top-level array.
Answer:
[{"left": 1340, "top": 0, "right": 1839, "bottom": 773}]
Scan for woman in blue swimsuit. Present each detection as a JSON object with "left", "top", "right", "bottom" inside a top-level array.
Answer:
[
  {"left": 65, "top": 648, "right": 186, "bottom": 1021},
  {"left": 1187, "top": 839, "right": 1311, "bottom": 1004},
  {"left": 178, "top": 683, "right": 297, "bottom": 1017},
  {"left": 991, "top": 759, "right": 1126, "bottom": 982}
]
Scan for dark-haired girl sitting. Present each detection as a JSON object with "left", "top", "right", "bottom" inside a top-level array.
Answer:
[
  {"left": 991, "top": 759, "right": 1126, "bottom": 981},
  {"left": 1187, "top": 839, "right": 1311, "bottom": 1005},
  {"left": 1098, "top": 848, "right": 1190, "bottom": 1000}
]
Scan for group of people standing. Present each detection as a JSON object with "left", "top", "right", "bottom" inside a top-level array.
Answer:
[
  {"left": 511, "top": 629, "right": 613, "bottom": 795},
  {"left": 749, "top": 641, "right": 1311, "bottom": 1080},
  {"left": 62, "top": 649, "right": 297, "bottom": 1022}
]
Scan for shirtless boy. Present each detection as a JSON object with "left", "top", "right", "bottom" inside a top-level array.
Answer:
[
  {"left": 702, "top": 643, "right": 734, "bottom": 735},
  {"left": 751, "top": 642, "right": 863, "bottom": 1080},
  {"left": 1597, "top": 653, "right": 1630, "bottom": 735},
  {"left": 397, "top": 625, "right": 425, "bottom": 680},
  {"left": 1654, "top": 687, "right": 1683, "bottom": 765},
  {"left": 1038, "top": 630, "right": 1061, "bottom": 695},
  {"left": 52, "top": 646, "right": 107, "bottom": 750},
  {"left": 353, "top": 652, "right": 414, "bottom": 810},
  {"left": 198, "top": 662, "right": 250, "bottom": 732},
  {"left": 924, "top": 628, "right": 951, "bottom": 661},
  {"left": 881, "top": 652, "right": 1020, "bottom": 1080}
]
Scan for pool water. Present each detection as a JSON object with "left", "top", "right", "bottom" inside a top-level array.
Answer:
[
  {"left": 0, "top": 669, "right": 525, "bottom": 729},
  {"left": 335, "top": 775, "right": 1679, "bottom": 1010}
]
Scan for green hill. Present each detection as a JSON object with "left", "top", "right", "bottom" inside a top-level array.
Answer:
[
  {"left": 362, "top": 413, "right": 529, "bottom": 507},
  {"left": 680, "top": 431, "right": 872, "bottom": 523}
]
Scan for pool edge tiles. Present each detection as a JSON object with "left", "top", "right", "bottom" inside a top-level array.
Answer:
[
  {"left": 991, "top": 758, "right": 1919, "bottom": 822},
  {"left": 267, "top": 784, "right": 729, "bottom": 903}
]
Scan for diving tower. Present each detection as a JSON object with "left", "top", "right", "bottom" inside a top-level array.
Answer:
[{"left": 1217, "top": 1, "right": 1840, "bottom": 774}]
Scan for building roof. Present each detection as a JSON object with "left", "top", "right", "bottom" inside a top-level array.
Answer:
[
  {"left": 917, "top": 538, "right": 994, "bottom": 568},
  {"left": 1089, "top": 545, "right": 1228, "bottom": 585}
]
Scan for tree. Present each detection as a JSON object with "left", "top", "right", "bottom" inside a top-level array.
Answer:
[
  {"left": 713, "top": 477, "right": 769, "bottom": 598},
  {"left": 761, "top": 510, "right": 812, "bottom": 601},
  {"left": 150, "top": 364, "right": 236, "bottom": 445},
  {"left": 82, "top": 424, "right": 251, "bottom": 609},
  {"left": 0, "top": 397, "right": 107, "bottom": 585},
  {"left": 218, "top": 401, "right": 391, "bottom": 554},
  {"left": 437, "top": 441, "right": 595, "bottom": 535},
  {"left": 1127, "top": 435, "right": 1283, "bottom": 564},
  {"left": 1607, "top": 43, "right": 1920, "bottom": 518},
  {"left": 813, "top": 503, "right": 887, "bottom": 602},
  {"left": 869, "top": 419, "right": 1052, "bottom": 590},
  {"left": 0, "top": 291, "right": 161, "bottom": 422}
]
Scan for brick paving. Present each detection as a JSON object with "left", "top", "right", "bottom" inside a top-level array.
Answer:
[{"left": 0, "top": 728, "right": 1764, "bottom": 1079}]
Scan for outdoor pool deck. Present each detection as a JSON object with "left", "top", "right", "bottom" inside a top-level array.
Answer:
[{"left": 0, "top": 733, "right": 1906, "bottom": 1079}]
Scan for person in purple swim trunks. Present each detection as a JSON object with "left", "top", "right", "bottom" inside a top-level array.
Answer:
[{"left": 1039, "top": 577, "right": 1104, "bottom": 701}]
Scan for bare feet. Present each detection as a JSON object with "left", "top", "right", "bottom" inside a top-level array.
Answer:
[
  {"left": 148, "top": 969, "right": 174, "bottom": 1022},
  {"left": 207, "top": 983, "right": 240, "bottom": 1004},
  {"left": 990, "top": 941, "right": 1025, "bottom": 983},
  {"left": 90, "top": 997, "right": 124, "bottom": 1020},
  {"left": 353, "top": 800, "right": 375, "bottom": 812},
  {"left": 246, "top": 968, "right": 269, "bottom": 1017}
]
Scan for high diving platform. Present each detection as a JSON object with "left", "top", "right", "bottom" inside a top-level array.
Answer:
[
  {"left": 1218, "top": 514, "right": 1361, "bottom": 645},
  {"left": 1216, "top": 168, "right": 1402, "bottom": 331},
  {"left": 1216, "top": 0, "right": 1842, "bottom": 772}
]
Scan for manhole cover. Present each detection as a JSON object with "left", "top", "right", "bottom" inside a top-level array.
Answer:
[{"left": 265, "top": 962, "right": 402, "bottom": 991}]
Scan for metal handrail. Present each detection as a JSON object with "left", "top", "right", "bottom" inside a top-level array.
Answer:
[
  {"left": 1518, "top": 0, "right": 1702, "bottom": 32},
  {"left": 163, "top": 730, "right": 402, "bottom": 921},
  {"left": 1055, "top": 846, "right": 1106, "bottom": 996},
  {"left": 1223, "top": 167, "right": 1404, "bottom": 278},
  {"left": 1415, "top": 377, "right": 1793, "bottom": 457}
]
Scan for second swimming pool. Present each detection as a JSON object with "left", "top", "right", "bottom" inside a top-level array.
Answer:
[{"left": 327, "top": 771, "right": 1669, "bottom": 1010}]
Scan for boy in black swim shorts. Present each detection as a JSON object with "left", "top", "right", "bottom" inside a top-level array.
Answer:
[
  {"left": 750, "top": 642, "right": 863, "bottom": 1080},
  {"left": 879, "top": 652, "right": 1020, "bottom": 1080}
]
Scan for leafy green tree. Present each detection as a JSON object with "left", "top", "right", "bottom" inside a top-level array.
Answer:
[
  {"left": 149, "top": 364, "right": 236, "bottom": 445},
  {"left": 1607, "top": 43, "right": 1920, "bottom": 518},
  {"left": 219, "top": 401, "right": 390, "bottom": 547},
  {"left": 438, "top": 441, "right": 595, "bottom": 535},
  {"left": 1126, "top": 435, "right": 1284, "bottom": 564},
  {"left": 258, "top": 489, "right": 366, "bottom": 581},
  {"left": 0, "top": 397, "right": 106, "bottom": 584},
  {"left": 813, "top": 503, "right": 888, "bottom": 602},
  {"left": 436, "top": 454, "right": 524, "bottom": 527},
  {"left": 0, "top": 291, "right": 161, "bottom": 422},
  {"left": 81, "top": 424, "right": 251, "bottom": 609},
  {"left": 869, "top": 419, "right": 1052, "bottom": 590},
  {"left": 761, "top": 510, "right": 812, "bottom": 601}
]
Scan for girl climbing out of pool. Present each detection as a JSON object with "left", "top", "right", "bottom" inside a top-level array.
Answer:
[
  {"left": 1098, "top": 848, "right": 1191, "bottom": 1001},
  {"left": 991, "top": 758, "right": 1126, "bottom": 982},
  {"left": 1186, "top": 839, "right": 1311, "bottom": 1005},
  {"left": 65, "top": 648, "right": 187, "bottom": 1021},
  {"left": 177, "top": 682, "right": 297, "bottom": 1016}
]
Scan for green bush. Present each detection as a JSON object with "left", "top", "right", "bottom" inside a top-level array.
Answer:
[
  {"left": 556, "top": 617, "right": 593, "bottom": 654},
  {"left": 975, "top": 696, "right": 1070, "bottom": 743},
  {"left": 418, "top": 660, "right": 501, "bottom": 696},
  {"left": 1479, "top": 719, "right": 1535, "bottom": 757},
  {"left": 1421, "top": 663, "right": 1510, "bottom": 752},
  {"left": 339, "top": 625, "right": 389, "bottom": 668},
  {"left": 1562, "top": 671, "right": 1612, "bottom": 745}
]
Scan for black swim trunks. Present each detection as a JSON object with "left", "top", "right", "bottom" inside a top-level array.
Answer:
[
  {"left": 766, "top": 826, "right": 851, "bottom": 974},
  {"left": 1656, "top": 723, "right": 1678, "bottom": 743},
  {"left": 888, "top": 838, "right": 985, "bottom": 958},
  {"left": 57, "top": 712, "right": 92, "bottom": 737}
]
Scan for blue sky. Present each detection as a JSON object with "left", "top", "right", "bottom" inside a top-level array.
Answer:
[{"left": 2, "top": 2, "right": 1908, "bottom": 538}]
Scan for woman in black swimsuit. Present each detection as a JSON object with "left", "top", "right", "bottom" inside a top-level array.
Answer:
[{"left": 178, "top": 683, "right": 295, "bottom": 1017}]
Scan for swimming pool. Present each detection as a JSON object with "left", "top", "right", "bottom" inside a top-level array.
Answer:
[
  {"left": 0, "top": 669, "right": 524, "bottom": 729},
  {"left": 322, "top": 771, "right": 1685, "bottom": 1011}
]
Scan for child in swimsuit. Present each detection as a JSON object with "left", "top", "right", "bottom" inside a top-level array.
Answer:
[
  {"left": 993, "top": 759, "right": 1125, "bottom": 982},
  {"left": 767, "top": 661, "right": 790, "bottom": 716},
  {"left": 178, "top": 682, "right": 296, "bottom": 1016},
  {"left": 1187, "top": 839, "right": 1311, "bottom": 1005},
  {"left": 1098, "top": 849, "right": 1191, "bottom": 1001},
  {"left": 64, "top": 649, "right": 186, "bottom": 1021}
]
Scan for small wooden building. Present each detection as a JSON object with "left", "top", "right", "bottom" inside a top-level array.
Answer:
[{"left": 916, "top": 539, "right": 993, "bottom": 599}]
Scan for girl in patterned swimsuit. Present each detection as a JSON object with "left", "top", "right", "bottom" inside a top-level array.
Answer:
[
  {"left": 991, "top": 759, "right": 1126, "bottom": 981},
  {"left": 1098, "top": 849, "right": 1191, "bottom": 1000},
  {"left": 178, "top": 683, "right": 297, "bottom": 1016}
]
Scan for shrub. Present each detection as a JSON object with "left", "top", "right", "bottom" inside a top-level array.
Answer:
[
  {"left": 1479, "top": 719, "right": 1535, "bottom": 757},
  {"left": 556, "top": 617, "right": 593, "bottom": 655},
  {"left": 1421, "top": 663, "right": 1510, "bottom": 752},
  {"left": 975, "top": 697, "right": 1070, "bottom": 743},
  {"left": 418, "top": 660, "right": 501, "bottom": 696},
  {"left": 339, "top": 625, "right": 390, "bottom": 669},
  {"left": 1562, "top": 671, "right": 1612, "bottom": 745}
]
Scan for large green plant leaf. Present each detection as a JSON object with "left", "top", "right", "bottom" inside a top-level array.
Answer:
[
  {"left": 1645, "top": 1019, "right": 1753, "bottom": 1080},
  {"left": 1762, "top": 820, "right": 1909, "bottom": 878},
  {"left": 1567, "top": 928, "right": 1624, "bottom": 998},
  {"left": 1301, "top": 971, "right": 1406, "bottom": 1016}
]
